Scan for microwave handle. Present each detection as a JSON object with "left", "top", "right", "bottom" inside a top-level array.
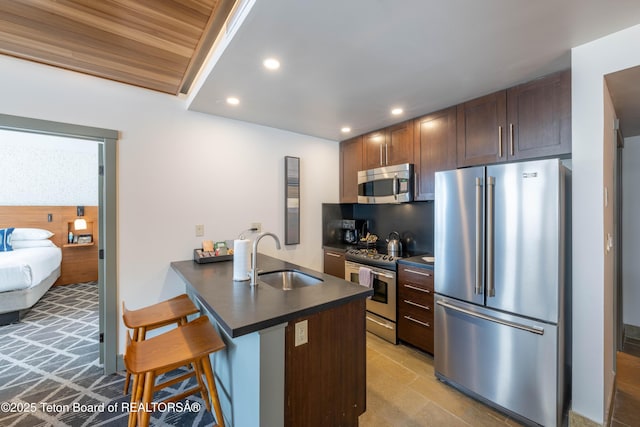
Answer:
[{"left": 393, "top": 173, "right": 398, "bottom": 200}]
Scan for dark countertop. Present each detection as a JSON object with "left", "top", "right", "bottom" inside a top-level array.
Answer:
[
  {"left": 171, "top": 254, "right": 373, "bottom": 338},
  {"left": 322, "top": 243, "right": 349, "bottom": 252},
  {"left": 397, "top": 254, "right": 434, "bottom": 270}
]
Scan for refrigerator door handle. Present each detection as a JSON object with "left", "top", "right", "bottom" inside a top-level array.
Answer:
[
  {"left": 487, "top": 176, "right": 495, "bottom": 297},
  {"left": 436, "top": 300, "right": 544, "bottom": 335},
  {"left": 475, "top": 177, "right": 483, "bottom": 295}
]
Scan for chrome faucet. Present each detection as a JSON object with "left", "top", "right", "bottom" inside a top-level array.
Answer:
[{"left": 250, "top": 232, "right": 281, "bottom": 286}]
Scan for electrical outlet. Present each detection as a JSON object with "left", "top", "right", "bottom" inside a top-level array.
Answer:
[
  {"left": 295, "top": 320, "right": 308, "bottom": 347},
  {"left": 251, "top": 222, "right": 262, "bottom": 233},
  {"left": 195, "top": 224, "right": 204, "bottom": 237}
]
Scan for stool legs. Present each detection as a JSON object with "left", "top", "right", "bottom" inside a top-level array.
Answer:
[
  {"left": 202, "top": 356, "right": 225, "bottom": 427},
  {"left": 128, "top": 373, "right": 144, "bottom": 427},
  {"left": 139, "top": 371, "right": 155, "bottom": 427},
  {"left": 123, "top": 327, "right": 142, "bottom": 395},
  {"left": 192, "top": 360, "right": 212, "bottom": 413},
  {"left": 126, "top": 361, "right": 223, "bottom": 427}
]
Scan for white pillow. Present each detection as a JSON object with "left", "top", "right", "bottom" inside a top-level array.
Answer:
[
  {"left": 12, "top": 228, "right": 54, "bottom": 241},
  {"left": 12, "top": 239, "right": 56, "bottom": 249}
]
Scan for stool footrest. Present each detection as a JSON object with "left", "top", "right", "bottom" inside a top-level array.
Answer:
[
  {"left": 162, "top": 386, "right": 203, "bottom": 405},
  {"left": 154, "top": 370, "right": 195, "bottom": 392}
]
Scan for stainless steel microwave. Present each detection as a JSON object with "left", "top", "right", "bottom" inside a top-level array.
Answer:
[{"left": 357, "top": 163, "right": 414, "bottom": 204}]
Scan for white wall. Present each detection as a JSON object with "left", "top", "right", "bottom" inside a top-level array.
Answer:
[
  {"left": 622, "top": 136, "right": 640, "bottom": 327},
  {"left": 0, "top": 130, "right": 98, "bottom": 206},
  {"left": 572, "top": 23, "right": 640, "bottom": 424},
  {"left": 0, "top": 55, "right": 339, "bottom": 352}
]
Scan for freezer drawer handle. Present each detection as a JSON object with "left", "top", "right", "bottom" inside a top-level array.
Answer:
[
  {"left": 403, "top": 315, "right": 430, "bottom": 328},
  {"left": 436, "top": 300, "right": 544, "bottom": 335},
  {"left": 404, "top": 299, "right": 431, "bottom": 311},
  {"left": 366, "top": 315, "right": 394, "bottom": 330},
  {"left": 403, "top": 284, "right": 431, "bottom": 294},
  {"left": 403, "top": 268, "right": 431, "bottom": 277}
]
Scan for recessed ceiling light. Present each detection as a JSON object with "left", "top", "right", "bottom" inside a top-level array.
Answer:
[
  {"left": 226, "top": 97, "right": 240, "bottom": 105},
  {"left": 263, "top": 58, "right": 280, "bottom": 70},
  {"left": 341, "top": 127, "right": 351, "bottom": 133},
  {"left": 391, "top": 107, "right": 404, "bottom": 116}
]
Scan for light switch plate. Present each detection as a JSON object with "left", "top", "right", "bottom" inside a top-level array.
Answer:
[
  {"left": 195, "top": 224, "right": 204, "bottom": 237},
  {"left": 295, "top": 320, "right": 308, "bottom": 346}
]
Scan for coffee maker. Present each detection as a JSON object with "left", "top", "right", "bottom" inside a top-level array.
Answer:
[{"left": 341, "top": 219, "right": 368, "bottom": 244}]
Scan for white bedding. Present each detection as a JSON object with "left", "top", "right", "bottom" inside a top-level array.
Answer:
[{"left": 0, "top": 246, "right": 62, "bottom": 293}]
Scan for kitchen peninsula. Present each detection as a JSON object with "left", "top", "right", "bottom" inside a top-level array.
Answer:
[{"left": 171, "top": 254, "right": 373, "bottom": 427}]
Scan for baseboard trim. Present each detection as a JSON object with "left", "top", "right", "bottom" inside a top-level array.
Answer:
[
  {"left": 569, "top": 410, "right": 602, "bottom": 427},
  {"left": 624, "top": 324, "right": 640, "bottom": 340},
  {"left": 116, "top": 353, "right": 125, "bottom": 372},
  {"left": 605, "top": 373, "right": 617, "bottom": 427}
]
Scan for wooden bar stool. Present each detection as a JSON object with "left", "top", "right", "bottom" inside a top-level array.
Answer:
[
  {"left": 122, "top": 294, "right": 199, "bottom": 394},
  {"left": 124, "top": 315, "right": 226, "bottom": 427}
]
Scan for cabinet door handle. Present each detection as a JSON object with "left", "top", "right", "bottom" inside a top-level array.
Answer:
[
  {"left": 402, "top": 268, "right": 431, "bottom": 277},
  {"left": 326, "top": 252, "right": 342, "bottom": 258},
  {"left": 498, "top": 125, "right": 503, "bottom": 158},
  {"left": 403, "top": 284, "right": 431, "bottom": 293},
  {"left": 509, "top": 123, "right": 514, "bottom": 156},
  {"left": 385, "top": 144, "right": 389, "bottom": 165},
  {"left": 404, "top": 315, "right": 430, "bottom": 328},
  {"left": 404, "top": 299, "right": 431, "bottom": 311},
  {"left": 379, "top": 144, "right": 384, "bottom": 166}
]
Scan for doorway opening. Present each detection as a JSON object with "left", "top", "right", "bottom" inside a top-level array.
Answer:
[{"left": 0, "top": 113, "right": 118, "bottom": 374}]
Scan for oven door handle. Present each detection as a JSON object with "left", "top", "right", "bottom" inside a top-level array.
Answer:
[{"left": 371, "top": 270, "right": 394, "bottom": 279}]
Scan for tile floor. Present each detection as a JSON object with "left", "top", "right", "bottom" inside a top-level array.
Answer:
[{"left": 359, "top": 333, "right": 524, "bottom": 427}]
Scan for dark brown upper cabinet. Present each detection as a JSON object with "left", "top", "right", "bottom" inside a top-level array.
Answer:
[
  {"left": 456, "top": 91, "right": 508, "bottom": 167},
  {"left": 414, "top": 107, "right": 457, "bottom": 200},
  {"left": 339, "top": 136, "right": 363, "bottom": 203},
  {"left": 363, "top": 120, "right": 414, "bottom": 169},
  {"left": 507, "top": 69, "right": 571, "bottom": 161},
  {"left": 457, "top": 69, "right": 571, "bottom": 167}
]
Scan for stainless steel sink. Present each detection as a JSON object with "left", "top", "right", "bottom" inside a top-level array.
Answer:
[{"left": 258, "top": 269, "right": 323, "bottom": 290}]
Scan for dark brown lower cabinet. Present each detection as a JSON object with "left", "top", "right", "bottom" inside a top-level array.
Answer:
[
  {"left": 323, "top": 249, "right": 345, "bottom": 278},
  {"left": 285, "top": 298, "right": 366, "bottom": 427},
  {"left": 397, "top": 264, "right": 434, "bottom": 354}
]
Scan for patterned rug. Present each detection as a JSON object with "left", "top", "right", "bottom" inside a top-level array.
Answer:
[{"left": 0, "top": 283, "right": 216, "bottom": 426}]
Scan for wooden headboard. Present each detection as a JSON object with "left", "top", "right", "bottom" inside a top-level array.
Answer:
[{"left": 0, "top": 206, "right": 99, "bottom": 285}]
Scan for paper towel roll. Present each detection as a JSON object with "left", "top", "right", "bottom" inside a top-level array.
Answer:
[{"left": 233, "top": 239, "right": 251, "bottom": 281}]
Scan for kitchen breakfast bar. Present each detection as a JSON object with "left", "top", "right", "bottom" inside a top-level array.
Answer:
[{"left": 171, "top": 254, "right": 372, "bottom": 427}]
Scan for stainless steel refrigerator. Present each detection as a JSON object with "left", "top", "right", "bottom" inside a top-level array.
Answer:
[{"left": 434, "top": 158, "right": 570, "bottom": 427}]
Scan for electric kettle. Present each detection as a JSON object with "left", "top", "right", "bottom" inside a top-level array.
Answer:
[{"left": 386, "top": 231, "right": 402, "bottom": 256}]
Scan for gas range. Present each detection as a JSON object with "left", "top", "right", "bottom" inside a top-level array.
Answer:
[{"left": 344, "top": 247, "right": 404, "bottom": 270}]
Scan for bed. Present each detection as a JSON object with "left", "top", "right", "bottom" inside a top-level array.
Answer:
[{"left": 0, "top": 234, "right": 62, "bottom": 325}]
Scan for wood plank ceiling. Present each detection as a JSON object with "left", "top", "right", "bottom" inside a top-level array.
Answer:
[{"left": 0, "top": 0, "right": 237, "bottom": 95}]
